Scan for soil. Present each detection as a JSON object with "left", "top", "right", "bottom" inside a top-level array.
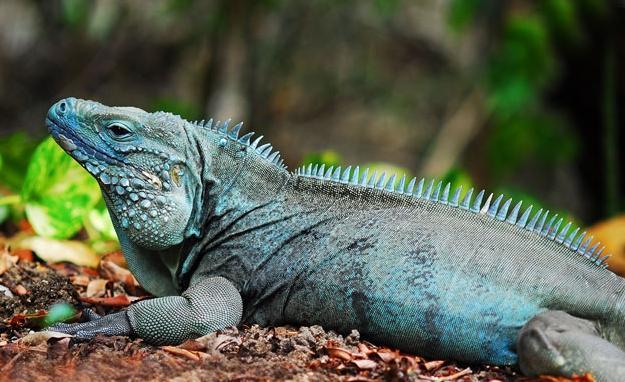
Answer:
[{"left": 0, "top": 254, "right": 593, "bottom": 382}]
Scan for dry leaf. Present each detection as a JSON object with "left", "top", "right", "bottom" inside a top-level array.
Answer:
[
  {"left": 85, "top": 279, "right": 109, "bottom": 297},
  {"left": 70, "top": 275, "right": 91, "bottom": 287},
  {"left": 20, "top": 331, "right": 73, "bottom": 346},
  {"left": 161, "top": 345, "right": 207, "bottom": 361},
  {"left": 373, "top": 350, "right": 399, "bottom": 363},
  {"left": 587, "top": 215, "right": 625, "bottom": 275},
  {"left": 350, "top": 359, "right": 378, "bottom": 370},
  {"left": 0, "top": 249, "right": 18, "bottom": 275},
  {"left": 424, "top": 360, "right": 446, "bottom": 371},
  {"left": 13, "top": 236, "right": 99, "bottom": 268},
  {"left": 99, "top": 260, "right": 139, "bottom": 289},
  {"left": 80, "top": 294, "right": 139, "bottom": 307},
  {"left": 326, "top": 346, "right": 355, "bottom": 361}
]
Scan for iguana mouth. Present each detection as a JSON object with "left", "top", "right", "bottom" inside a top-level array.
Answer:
[
  {"left": 47, "top": 118, "right": 162, "bottom": 192},
  {"left": 47, "top": 118, "right": 125, "bottom": 166}
]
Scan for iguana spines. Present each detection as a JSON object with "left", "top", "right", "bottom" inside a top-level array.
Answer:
[{"left": 295, "top": 164, "right": 610, "bottom": 269}]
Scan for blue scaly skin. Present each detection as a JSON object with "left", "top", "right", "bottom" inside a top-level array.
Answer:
[{"left": 46, "top": 98, "right": 625, "bottom": 381}]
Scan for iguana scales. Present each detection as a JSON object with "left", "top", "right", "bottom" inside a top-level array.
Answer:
[{"left": 46, "top": 98, "right": 625, "bottom": 380}]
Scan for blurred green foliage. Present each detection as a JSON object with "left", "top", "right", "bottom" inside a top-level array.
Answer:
[
  {"left": 21, "top": 138, "right": 102, "bottom": 239},
  {"left": 151, "top": 98, "right": 201, "bottom": 121},
  {"left": 301, "top": 150, "right": 342, "bottom": 169},
  {"left": 0, "top": 133, "right": 39, "bottom": 192},
  {"left": 0, "top": 134, "right": 117, "bottom": 250},
  {"left": 447, "top": 0, "right": 609, "bottom": 177}
]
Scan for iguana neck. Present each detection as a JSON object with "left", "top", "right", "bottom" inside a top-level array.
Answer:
[{"left": 173, "top": 127, "right": 291, "bottom": 289}]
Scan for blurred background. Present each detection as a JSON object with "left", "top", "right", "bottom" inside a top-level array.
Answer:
[{"left": 0, "top": 0, "right": 624, "bottom": 272}]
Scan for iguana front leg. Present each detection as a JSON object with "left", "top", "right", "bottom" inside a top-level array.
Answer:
[
  {"left": 517, "top": 310, "right": 625, "bottom": 382},
  {"left": 49, "top": 276, "right": 243, "bottom": 345}
]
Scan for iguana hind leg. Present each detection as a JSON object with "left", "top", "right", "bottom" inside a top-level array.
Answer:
[{"left": 517, "top": 310, "right": 625, "bottom": 382}]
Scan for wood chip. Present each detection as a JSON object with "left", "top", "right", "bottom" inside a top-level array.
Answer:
[
  {"left": 326, "top": 346, "right": 355, "bottom": 361},
  {"left": 424, "top": 360, "right": 446, "bottom": 371},
  {"left": 350, "top": 359, "right": 378, "bottom": 370},
  {"left": 161, "top": 345, "right": 205, "bottom": 361}
]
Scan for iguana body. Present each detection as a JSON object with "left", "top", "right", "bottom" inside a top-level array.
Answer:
[{"left": 47, "top": 98, "right": 625, "bottom": 380}]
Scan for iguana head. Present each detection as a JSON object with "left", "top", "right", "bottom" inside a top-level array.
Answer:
[{"left": 47, "top": 97, "right": 201, "bottom": 250}]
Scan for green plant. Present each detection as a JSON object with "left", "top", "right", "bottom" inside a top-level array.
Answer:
[{"left": 0, "top": 136, "right": 117, "bottom": 245}]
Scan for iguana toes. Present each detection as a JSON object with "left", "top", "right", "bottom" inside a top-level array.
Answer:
[{"left": 46, "top": 98, "right": 625, "bottom": 380}]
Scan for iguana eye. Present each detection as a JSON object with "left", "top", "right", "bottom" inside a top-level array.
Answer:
[{"left": 107, "top": 123, "right": 133, "bottom": 139}]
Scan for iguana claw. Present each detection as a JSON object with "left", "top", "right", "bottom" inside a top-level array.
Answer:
[{"left": 47, "top": 311, "right": 134, "bottom": 341}]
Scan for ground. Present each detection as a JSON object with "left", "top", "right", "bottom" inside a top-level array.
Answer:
[{"left": 0, "top": 248, "right": 595, "bottom": 382}]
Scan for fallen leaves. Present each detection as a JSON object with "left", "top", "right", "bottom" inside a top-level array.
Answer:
[
  {"left": 0, "top": 246, "right": 18, "bottom": 275},
  {"left": 79, "top": 295, "right": 140, "bottom": 308},
  {"left": 12, "top": 236, "right": 99, "bottom": 268}
]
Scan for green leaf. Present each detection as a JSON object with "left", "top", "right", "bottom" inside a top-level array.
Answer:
[
  {"left": 300, "top": 150, "right": 342, "bottom": 168},
  {"left": 21, "top": 137, "right": 102, "bottom": 239},
  {"left": 361, "top": 162, "right": 412, "bottom": 188},
  {"left": 61, "top": 0, "right": 90, "bottom": 27},
  {"left": 440, "top": 167, "right": 474, "bottom": 199},
  {"left": 44, "top": 303, "right": 78, "bottom": 327},
  {"left": 150, "top": 98, "right": 201, "bottom": 121},
  {"left": 448, "top": 0, "right": 484, "bottom": 31},
  {"left": 0, "top": 132, "right": 39, "bottom": 192}
]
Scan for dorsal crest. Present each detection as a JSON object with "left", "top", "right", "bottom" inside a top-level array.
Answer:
[
  {"left": 190, "top": 118, "right": 287, "bottom": 170},
  {"left": 295, "top": 163, "right": 611, "bottom": 269}
]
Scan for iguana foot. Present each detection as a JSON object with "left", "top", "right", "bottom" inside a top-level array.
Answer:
[
  {"left": 47, "top": 310, "right": 133, "bottom": 341},
  {"left": 517, "top": 310, "right": 625, "bottom": 382}
]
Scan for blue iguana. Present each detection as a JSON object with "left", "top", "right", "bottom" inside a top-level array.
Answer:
[{"left": 46, "top": 98, "right": 625, "bottom": 380}]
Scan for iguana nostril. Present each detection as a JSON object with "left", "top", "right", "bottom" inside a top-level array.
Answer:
[{"left": 58, "top": 101, "right": 67, "bottom": 113}]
